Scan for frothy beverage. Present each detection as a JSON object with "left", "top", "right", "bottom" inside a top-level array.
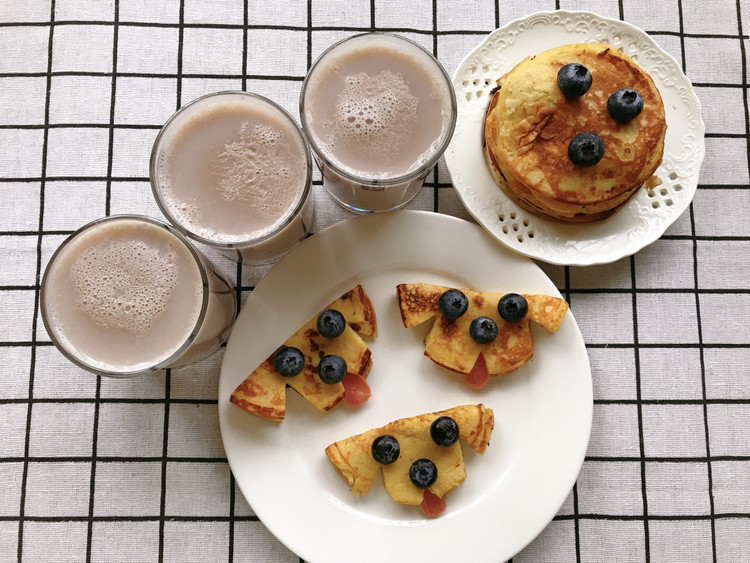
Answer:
[
  {"left": 151, "top": 92, "right": 313, "bottom": 262},
  {"left": 42, "top": 216, "right": 236, "bottom": 376},
  {"left": 301, "top": 33, "right": 457, "bottom": 212}
]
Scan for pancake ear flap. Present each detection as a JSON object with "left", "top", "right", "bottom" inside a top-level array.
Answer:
[
  {"left": 524, "top": 294, "right": 569, "bottom": 332},
  {"left": 396, "top": 283, "right": 446, "bottom": 327},
  {"left": 230, "top": 358, "right": 288, "bottom": 422},
  {"left": 324, "top": 429, "right": 381, "bottom": 497},
  {"left": 333, "top": 285, "right": 378, "bottom": 337}
]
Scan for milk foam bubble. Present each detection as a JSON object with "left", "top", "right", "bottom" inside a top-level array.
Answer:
[
  {"left": 213, "top": 124, "right": 293, "bottom": 212},
  {"left": 70, "top": 238, "right": 179, "bottom": 337},
  {"left": 325, "top": 70, "right": 418, "bottom": 164}
]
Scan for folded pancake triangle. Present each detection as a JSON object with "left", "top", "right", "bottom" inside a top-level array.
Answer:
[
  {"left": 325, "top": 404, "right": 494, "bottom": 507},
  {"left": 230, "top": 285, "right": 377, "bottom": 421},
  {"left": 397, "top": 283, "right": 568, "bottom": 379}
]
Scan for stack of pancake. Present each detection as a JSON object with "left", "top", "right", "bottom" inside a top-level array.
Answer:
[{"left": 484, "top": 42, "right": 667, "bottom": 222}]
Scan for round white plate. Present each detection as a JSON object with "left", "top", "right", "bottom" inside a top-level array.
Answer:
[
  {"left": 219, "top": 211, "right": 592, "bottom": 563},
  {"left": 445, "top": 10, "right": 705, "bottom": 266}
]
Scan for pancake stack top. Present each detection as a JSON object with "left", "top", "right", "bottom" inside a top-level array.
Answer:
[{"left": 484, "top": 42, "right": 667, "bottom": 223}]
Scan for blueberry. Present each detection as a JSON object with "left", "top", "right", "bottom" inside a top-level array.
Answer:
[
  {"left": 317, "top": 309, "right": 346, "bottom": 339},
  {"left": 557, "top": 63, "right": 592, "bottom": 99},
  {"left": 409, "top": 458, "right": 438, "bottom": 489},
  {"left": 568, "top": 132, "right": 605, "bottom": 167},
  {"left": 273, "top": 346, "right": 305, "bottom": 377},
  {"left": 607, "top": 89, "right": 644, "bottom": 123},
  {"left": 317, "top": 354, "right": 347, "bottom": 384},
  {"left": 439, "top": 289, "right": 469, "bottom": 320},
  {"left": 497, "top": 293, "right": 528, "bottom": 323},
  {"left": 430, "top": 416, "right": 459, "bottom": 447},
  {"left": 371, "top": 434, "right": 400, "bottom": 464},
  {"left": 469, "top": 316, "right": 498, "bottom": 344}
]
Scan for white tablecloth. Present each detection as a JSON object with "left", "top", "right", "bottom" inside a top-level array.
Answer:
[{"left": 1, "top": 1, "right": 749, "bottom": 561}]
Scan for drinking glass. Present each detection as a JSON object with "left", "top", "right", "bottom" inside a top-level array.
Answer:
[
  {"left": 41, "top": 215, "right": 236, "bottom": 378},
  {"left": 300, "top": 33, "right": 457, "bottom": 213},
  {"left": 150, "top": 91, "right": 314, "bottom": 263}
]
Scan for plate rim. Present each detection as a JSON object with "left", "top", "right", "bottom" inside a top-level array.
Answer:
[
  {"left": 445, "top": 9, "right": 706, "bottom": 266},
  {"left": 218, "top": 210, "right": 593, "bottom": 562}
]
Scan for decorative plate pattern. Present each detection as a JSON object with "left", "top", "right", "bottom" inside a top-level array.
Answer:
[{"left": 444, "top": 10, "right": 705, "bottom": 266}]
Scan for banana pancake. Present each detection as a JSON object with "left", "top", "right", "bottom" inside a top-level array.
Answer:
[
  {"left": 397, "top": 283, "right": 568, "bottom": 387},
  {"left": 325, "top": 404, "right": 494, "bottom": 516},
  {"left": 484, "top": 42, "right": 667, "bottom": 222},
  {"left": 230, "top": 285, "right": 377, "bottom": 421}
]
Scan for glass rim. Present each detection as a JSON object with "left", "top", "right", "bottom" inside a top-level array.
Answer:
[
  {"left": 299, "top": 32, "right": 458, "bottom": 187},
  {"left": 40, "top": 214, "right": 211, "bottom": 378},
  {"left": 149, "top": 90, "right": 313, "bottom": 250}
]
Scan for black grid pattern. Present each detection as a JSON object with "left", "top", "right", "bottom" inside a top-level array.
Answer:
[{"left": 1, "top": 0, "right": 748, "bottom": 561}]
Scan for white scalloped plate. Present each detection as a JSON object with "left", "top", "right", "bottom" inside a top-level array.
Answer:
[{"left": 445, "top": 10, "right": 705, "bottom": 266}]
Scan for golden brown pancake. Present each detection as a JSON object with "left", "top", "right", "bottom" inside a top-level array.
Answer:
[
  {"left": 484, "top": 42, "right": 667, "bottom": 222},
  {"left": 325, "top": 404, "right": 494, "bottom": 507},
  {"left": 230, "top": 285, "right": 377, "bottom": 421},
  {"left": 397, "top": 283, "right": 568, "bottom": 380}
]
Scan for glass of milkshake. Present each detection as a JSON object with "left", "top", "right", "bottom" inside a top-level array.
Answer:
[
  {"left": 300, "top": 33, "right": 457, "bottom": 213},
  {"left": 150, "top": 91, "right": 313, "bottom": 263},
  {"left": 41, "top": 215, "right": 236, "bottom": 378}
]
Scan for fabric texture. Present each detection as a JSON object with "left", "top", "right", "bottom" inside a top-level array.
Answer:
[{"left": 1, "top": 1, "right": 749, "bottom": 561}]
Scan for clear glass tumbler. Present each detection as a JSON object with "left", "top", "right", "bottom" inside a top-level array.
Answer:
[
  {"left": 150, "top": 91, "right": 314, "bottom": 264},
  {"left": 300, "top": 33, "right": 457, "bottom": 213},
  {"left": 41, "top": 215, "right": 236, "bottom": 377}
]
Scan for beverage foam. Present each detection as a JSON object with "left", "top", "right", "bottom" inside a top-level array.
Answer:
[
  {"left": 156, "top": 100, "right": 308, "bottom": 245},
  {"left": 323, "top": 70, "right": 419, "bottom": 165},
  {"left": 303, "top": 38, "right": 454, "bottom": 180},
  {"left": 69, "top": 238, "right": 179, "bottom": 337},
  {"left": 212, "top": 124, "right": 294, "bottom": 211},
  {"left": 42, "top": 218, "right": 207, "bottom": 373}
]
